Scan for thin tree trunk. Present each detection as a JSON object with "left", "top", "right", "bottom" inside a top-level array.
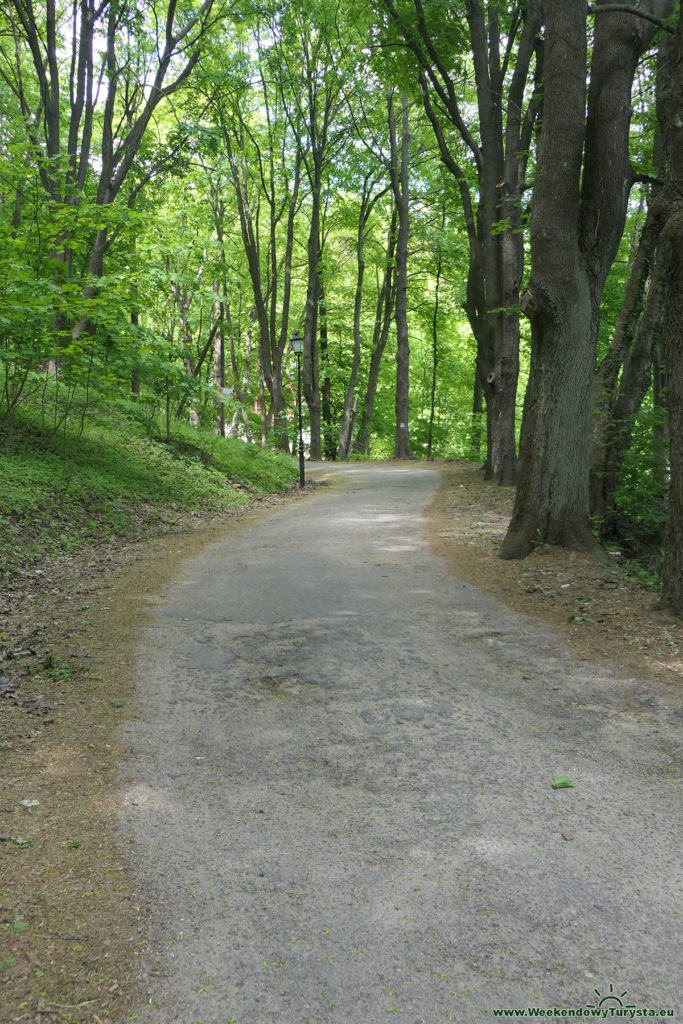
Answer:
[
  {"left": 590, "top": 204, "right": 659, "bottom": 522},
  {"left": 652, "top": 342, "right": 668, "bottom": 502},
  {"left": 354, "top": 212, "right": 397, "bottom": 455},
  {"left": 470, "top": 369, "right": 483, "bottom": 460},
  {"left": 596, "top": 243, "right": 666, "bottom": 537},
  {"left": 303, "top": 167, "right": 323, "bottom": 461},
  {"left": 427, "top": 232, "right": 442, "bottom": 461},
  {"left": 338, "top": 182, "right": 377, "bottom": 460},
  {"left": 389, "top": 89, "right": 413, "bottom": 459},
  {"left": 320, "top": 286, "right": 335, "bottom": 461}
]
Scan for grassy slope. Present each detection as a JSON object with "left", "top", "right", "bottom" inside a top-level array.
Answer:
[{"left": 0, "top": 394, "right": 298, "bottom": 578}]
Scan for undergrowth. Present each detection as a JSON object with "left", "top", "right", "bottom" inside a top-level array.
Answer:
[{"left": 0, "top": 387, "right": 298, "bottom": 579}]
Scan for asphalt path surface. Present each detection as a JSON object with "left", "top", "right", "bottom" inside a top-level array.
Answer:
[{"left": 121, "top": 463, "right": 682, "bottom": 1024}]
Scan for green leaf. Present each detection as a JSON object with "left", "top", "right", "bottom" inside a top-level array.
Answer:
[
  {"left": 0, "top": 956, "right": 16, "bottom": 972},
  {"left": 11, "top": 920, "right": 29, "bottom": 933},
  {"left": 551, "top": 776, "right": 575, "bottom": 790}
]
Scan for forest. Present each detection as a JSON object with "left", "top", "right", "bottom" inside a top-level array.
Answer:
[{"left": 1, "top": 0, "right": 682, "bottom": 614}]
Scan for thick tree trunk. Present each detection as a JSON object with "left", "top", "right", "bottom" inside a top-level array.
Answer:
[
  {"left": 502, "top": 0, "right": 670, "bottom": 559},
  {"left": 660, "top": 208, "right": 683, "bottom": 615},
  {"left": 389, "top": 90, "right": 413, "bottom": 459},
  {"left": 658, "top": 15, "right": 683, "bottom": 617},
  {"left": 501, "top": 0, "right": 599, "bottom": 558},
  {"left": 579, "top": 1, "right": 673, "bottom": 344}
]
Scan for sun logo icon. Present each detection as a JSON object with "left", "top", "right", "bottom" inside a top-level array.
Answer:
[{"left": 586, "top": 983, "right": 636, "bottom": 1010}]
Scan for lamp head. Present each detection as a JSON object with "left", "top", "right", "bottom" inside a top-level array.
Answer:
[{"left": 290, "top": 330, "right": 303, "bottom": 354}]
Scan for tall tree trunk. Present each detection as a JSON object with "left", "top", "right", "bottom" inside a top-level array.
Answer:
[
  {"left": 338, "top": 179, "right": 384, "bottom": 460},
  {"left": 658, "top": 13, "right": 683, "bottom": 617},
  {"left": 502, "top": 0, "right": 671, "bottom": 558},
  {"left": 389, "top": 89, "right": 413, "bottom": 459},
  {"left": 427, "top": 225, "right": 442, "bottom": 461},
  {"left": 228, "top": 306, "right": 254, "bottom": 443},
  {"left": 501, "top": 0, "right": 597, "bottom": 558},
  {"left": 213, "top": 278, "right": 226, "bottom": 438},
  {"left": 303, "top": 161, "right": 323, "bottom": 461},
  {"left": 392, "top": 0, "right": 543, "bottom": 483},
  {"left": 320, "top": 286, "right": 335, "bottom": 461},
  {"left": 661, "top": 211, "right": 683, "bottom": 613},
  {"left": 131, "top": 309, "right": 141, "bottom": 402},
  {"left": 354, "top": 212, "right": 397, "bottom": 455},
  {"left": 579, "top": 2, "right": 673, "bottom": 347}
]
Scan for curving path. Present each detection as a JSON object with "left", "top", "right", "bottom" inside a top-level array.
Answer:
[{"left": 121, "top": 463, "right": 682, "bottom": 1024}]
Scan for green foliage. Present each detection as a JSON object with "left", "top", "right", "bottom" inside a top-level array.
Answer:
[
  {"left": 0, "top": 385, "right": 298, "bottom": 578},
  {"left": 614, "top": 402, "right": 668, "bottom": 541}
]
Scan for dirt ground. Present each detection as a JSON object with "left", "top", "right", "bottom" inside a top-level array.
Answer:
[
  {"left": 427, "top": 463, "right": 682, "bottom": 692},
  {"left": 0, "top": 461, "right": 680, "bottom": 1024}
]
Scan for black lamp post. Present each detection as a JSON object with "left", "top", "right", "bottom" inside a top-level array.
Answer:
[{"left": 290, "top": 329, "right": 305, "bottom": 487}]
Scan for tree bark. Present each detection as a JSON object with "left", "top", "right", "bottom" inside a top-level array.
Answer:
[
  {"left": 388, "top": 89, "right": 413, "bottom": 459},
  {"left": 579, "top": 0, "right": 674, "bottom": 338},
  {"left": 500, "top": 0, "right": 598, "bottom": 558},
  {"left": 303, "top": 198, "right": 322, "bottom": 459},
  {"left": 387, "top": 0, "right": 543, "bottom": 483},
  {"left": 427, "top": 229, "right": 442, "bottom": 461},
  {"left": 502, "top": 0, "right": 671, "bottom": 558},
  {"left": 220, "top": 118, "right": 300, "bottom": 447},
  {"left": 658, "top": 13, "right": 683, "bottom": 616},
  {"left": 590, "top": 203, "right": 660, "bottom": 527},
  {"left": 320, "top": 286, "right": 336, "bottom": 461},
  {"left": 353, "top": 212, "right": 397, "bottom": 455},
  {"left": 338, "top": 178, "right": 387, "bottom": 460},
  {"left": 595, "top": 241, "right": 666, "bottom": 536},
  {"left": 470, "top": 369, "right": 484, "bottom": 460}
]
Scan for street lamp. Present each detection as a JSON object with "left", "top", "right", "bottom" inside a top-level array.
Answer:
[{"left": 290, "top": 329, "right": 305, "bottom": 488}]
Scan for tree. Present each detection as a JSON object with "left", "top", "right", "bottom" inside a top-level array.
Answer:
[
  {"left": 501, "top": 0, "right": 673, "bottom": 559},
  {"left": 379, "top": 0, "right": 543, "bottom": 484},
  {"left": 337, "top": 172, "right": 390, "bottom": 460},
  {"left": 206, "top": 33, "right": 303, "bottom": 448},
  {"left": 657, "top": 9, "right": 683, "bottom": 616},
  {"left": 352, "top": 209, "right": 398, "bottom": 455},
  {"left": 269, "top": 0, "right": 349, "bottom": 461},
  {"left": 388, "top": 88, "right": 413, "bottom": 459},
  {"left": 4, "top": 0, "right": 224, "bottom": 315}
]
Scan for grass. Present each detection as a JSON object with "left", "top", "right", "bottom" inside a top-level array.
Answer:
[{"left": 0, "top": 388, "right": 299, "bottom": 579}]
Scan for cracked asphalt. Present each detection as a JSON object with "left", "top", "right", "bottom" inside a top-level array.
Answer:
[{"left": 120, "top": 463, "right": 682, "bottom": 1024}]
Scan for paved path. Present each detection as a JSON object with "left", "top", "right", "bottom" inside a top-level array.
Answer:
[{"left": 121, "top": 464, "right": 682, "bottom": 1024}]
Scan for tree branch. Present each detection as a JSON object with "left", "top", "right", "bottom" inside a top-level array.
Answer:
[{"left": 588, "top": 4, "right": 674, "bottom": 33}]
